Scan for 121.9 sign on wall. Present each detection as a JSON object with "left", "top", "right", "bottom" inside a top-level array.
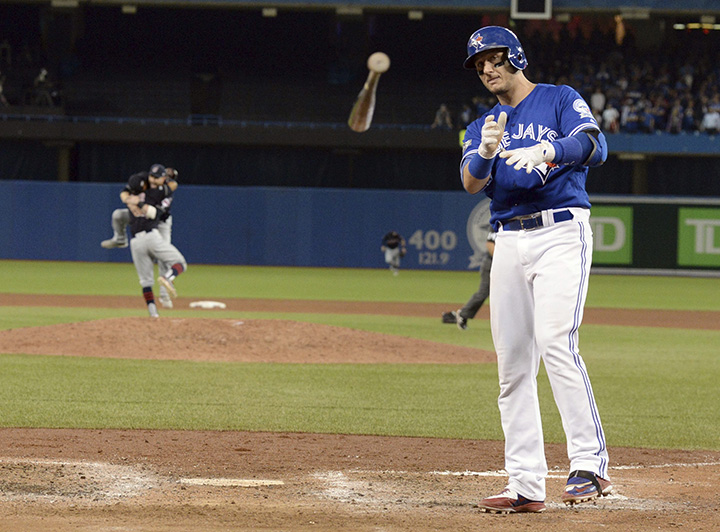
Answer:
[{"left": 407, "top": 229, "right": 458, "bottom": 266}]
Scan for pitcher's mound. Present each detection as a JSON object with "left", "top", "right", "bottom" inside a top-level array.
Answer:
[{"left": 0, "top": 318, "right": 495, "bottom": 364}]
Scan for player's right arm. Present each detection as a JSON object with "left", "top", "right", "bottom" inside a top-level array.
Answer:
[
  {"left": 462, "top": 160, "right": 490, "bottom": 194},
  {"left": 460, "top": 112, "right": 507, "bottom": 194}
]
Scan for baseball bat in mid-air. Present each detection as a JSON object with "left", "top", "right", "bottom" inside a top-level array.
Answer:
[{"left": 347, "top": 52, "right": 391, "bottom": 133}]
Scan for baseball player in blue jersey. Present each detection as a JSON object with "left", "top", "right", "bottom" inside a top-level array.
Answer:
[{"left": 460, "top": 26, "right": 611, "bottom": 513}]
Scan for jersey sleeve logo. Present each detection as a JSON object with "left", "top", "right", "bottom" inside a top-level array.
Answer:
[{"left": 573, "top": 98, "right": 594, "bottom": 120}]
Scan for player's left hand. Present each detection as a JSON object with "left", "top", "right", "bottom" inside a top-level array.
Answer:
[{"left": 499, "top": 141, "right": 556, "bottom": 173}]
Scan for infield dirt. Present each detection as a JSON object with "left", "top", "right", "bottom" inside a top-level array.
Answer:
[{"left": 0, "top": 295, "right": 718, "bottom": 531}]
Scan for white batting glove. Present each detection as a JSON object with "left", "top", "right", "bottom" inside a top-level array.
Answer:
[
  {"left": 478, "top": 112, "right": 507, "bottom": 159},
  {"left": 499, "top": 140, "right": 556, "bottom": 173}
]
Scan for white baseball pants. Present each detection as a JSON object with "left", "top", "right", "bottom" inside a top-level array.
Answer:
[{"left": 489, "top": 207, "right": 609, "bottom": 501}]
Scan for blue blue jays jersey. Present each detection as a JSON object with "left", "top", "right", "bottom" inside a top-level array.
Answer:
[{"left": 461, "top": 84, "right": 600, "bottom": 227}]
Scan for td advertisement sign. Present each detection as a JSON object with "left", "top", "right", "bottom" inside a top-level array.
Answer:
[
  {"left": 678, "top": 208, "right": 720, "bottom": 267},
  {"left": 589, "top": 206, "right": 633, "bottom": 265}
]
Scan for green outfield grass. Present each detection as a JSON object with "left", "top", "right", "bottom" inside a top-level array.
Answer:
[
  {"left": 2, "top": 260, "right": 719, "bottom": 310},
  {"left": 0, "top": 260, "right": 719, "bottom": 450}
]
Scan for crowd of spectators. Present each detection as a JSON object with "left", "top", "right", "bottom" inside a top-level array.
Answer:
[
  {"left": 0, "top": 38, "right": 62, "bottom": 108},
  {"left": 1, "top": 6, "right": 719, "bottom": 136},
  {"left": 448, "top": 22, "right": 720, "bottom": 135}
]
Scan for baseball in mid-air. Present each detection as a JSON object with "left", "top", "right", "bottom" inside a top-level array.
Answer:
[{"left": 367, "top": 52, "right": 390, "bottom": 73}]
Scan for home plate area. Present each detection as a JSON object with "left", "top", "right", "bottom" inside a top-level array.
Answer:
[{"left": 0, "top": 456, "right": 715, "bottom": 516}]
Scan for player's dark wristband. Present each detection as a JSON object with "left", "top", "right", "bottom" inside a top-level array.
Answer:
[
  {"left": 137, "top": 201, "right": 146, "bottom": 208},
  {"left": 467, "top": 154, "right": 494, "bottom": 180}
]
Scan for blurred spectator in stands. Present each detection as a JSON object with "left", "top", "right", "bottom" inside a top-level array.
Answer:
[
  {"left": 677, "top": 63, "right": 694, "bottom": 91},
  {"left": 616, "top": 74, "right": 629, "bottom": 93},
  {"left": 620, "top": 97, "right": 634, "bottom": 130},
  {"left": 601, "top": 102, "right": 620, "bottom": 134},
  {"left": 431, "top": 103, "right": 453, "bottom": 130},
  {"left": 33, "top": 68, "right": 55, "bottom": 106},
  {"left": 0, "top": 70, "right": 8, "bottom": 107},
  {"left": 682, "top": 98, "right": 699, "bottom": 132},
  {"left": 590, "top": 84, "right": 606, "bottom": 124},
  {"left": 622, "top": 102, "right": 640, "bottom": 133},
  {"left": 649, "top": 96, "right": 667, "bottom": 132},
  {"left": 665, "top": 99, "right": 683, "bottom": 134},
  {"left": 700, "top": 94, "right": 720, "bottom": 134},
  {"left": 595, "top": 61, "right": 610, "bottom": 84},
  {"left": 625, "top": 78, "right": 643, "bottom": 102},
  {"left": 637, "top": 98, "right": 655, "bottom": 133},
  {"left": 457, "top": 104, "right": 473, "bottom": 130}
]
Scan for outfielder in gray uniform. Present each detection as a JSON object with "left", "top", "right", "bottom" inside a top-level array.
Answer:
[
  {"left": 381, "top": 231, "right": 407, "bottom": 275},
  {"left": 102, "top": 164, "right": 179, "bottom": 308},
  {"left": 123, "top": 173, "right": 187, "bottom": 318}
]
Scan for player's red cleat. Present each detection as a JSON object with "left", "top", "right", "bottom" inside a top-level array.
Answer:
[{"left": 478, "top": 489, "right": 546, "bottom": 514}]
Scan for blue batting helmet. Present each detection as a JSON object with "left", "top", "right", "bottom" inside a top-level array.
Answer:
[{"left": 463, "top": 26, "right": 527, "bottom": 71}]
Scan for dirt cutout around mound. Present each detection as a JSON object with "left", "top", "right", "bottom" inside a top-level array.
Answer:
[
  {"left": 0, "top": 296, "right": 719, "bottom": 531},
  {"left": 0, "top": 317, "right": 495, "bottom": 364}
]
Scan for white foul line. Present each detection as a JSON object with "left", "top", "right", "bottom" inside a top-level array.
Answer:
[
  {"left": 180, "top": 478, "right": 285, "bottom": 487},
  {"left": 611, "top": 461, "right": 720, "bottom": 470},
  {"left": 431, "top": 461, "right": 720, "bottom": 478}
]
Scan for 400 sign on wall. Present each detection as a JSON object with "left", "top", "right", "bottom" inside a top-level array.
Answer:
[
  {"left": 406, "top": 198, "right": 491, "bottom": 269},
  {"left": 407, "top": 229, "right": 458, "bottom": 266}
]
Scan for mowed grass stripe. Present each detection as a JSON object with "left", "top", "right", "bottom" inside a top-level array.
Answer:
[
  {"left": 0, "top": 354, "right": 500, "bottom": 439},
  {"left": 0, "top": 349, "right": 718, "bottom": 449},
  {"left": 1, "top": 261, "right": 719, "bottom": 311}
]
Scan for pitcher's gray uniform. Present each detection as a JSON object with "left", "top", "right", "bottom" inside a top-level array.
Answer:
[
  {"left": 124, "top": 173, "right": 187, "bottom": 317},
  {"left": 102, "top": 164, "right": 178, "bottom": 307}
]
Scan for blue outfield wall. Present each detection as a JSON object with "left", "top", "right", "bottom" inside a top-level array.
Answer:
[
  {"left": 1, "top": 181, "right": 489, "bottom": 271},
  {"left": 4, "top": 181, "right": 720, "bottom": 273}
]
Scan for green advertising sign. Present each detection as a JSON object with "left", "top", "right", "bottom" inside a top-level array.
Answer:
[
  {"left": 678, "top": 208, "right": 720, "bottom": 267},
  {"left": 589, "top": 206, "right": 633, "bottom": 265}
]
